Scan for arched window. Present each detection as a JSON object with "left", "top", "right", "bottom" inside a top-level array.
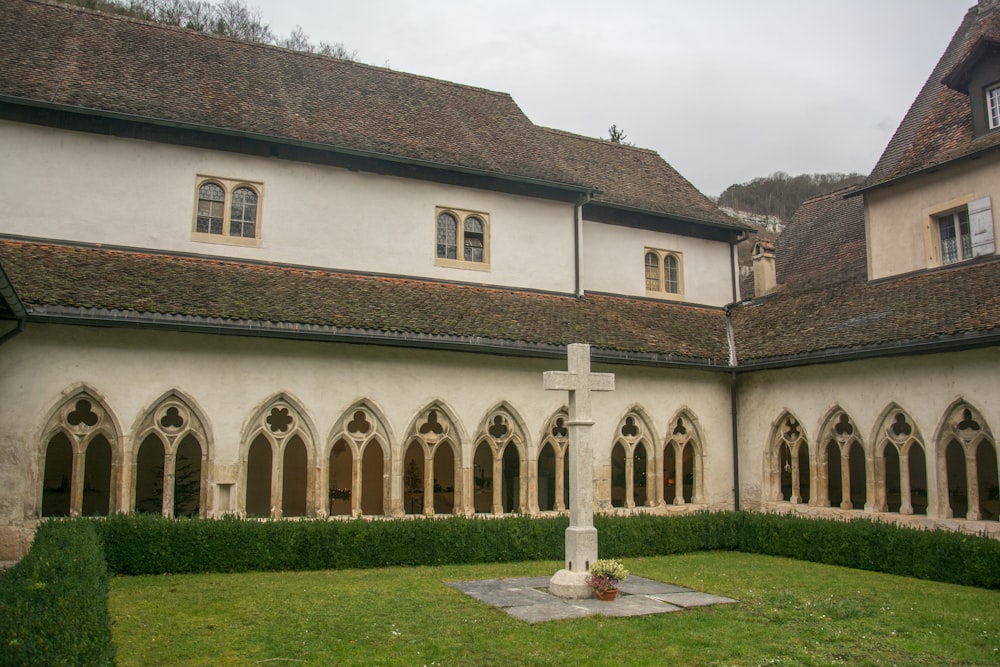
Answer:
[
  {"left": 192, "top": 177, "right": 263, "bottom": 245},
  {"left": 435, "top": 208, "right": 490, "bottom": 268},
  {"left": 464, "top": 216, "right": 484, "bottom": 262},
  {"left": 664, "top": 254, "right": 680, "bottom": 293},
  {"left": 644, "top": 252, "right": 660, "bottom": 291},
  {"left": 229, "top": 187, "right": 258, "bottom": 238},
  {"left": 643, "top": 248, "right": 683, "bottom": 297},
  {"left": 196, "top": 183, "right": 225, "bottom": 234},
  {"left": 436, "top": 212, "right": 458, "bottom": 259}
]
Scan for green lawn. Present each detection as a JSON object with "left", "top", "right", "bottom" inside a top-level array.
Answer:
[{"left": 110, "top": 552, "right": 1000, "bottom": 666}]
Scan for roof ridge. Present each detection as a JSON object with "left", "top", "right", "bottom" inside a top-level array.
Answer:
[
  {"left": 24, "top": 0, "right": 517, "bottom": 102},
  {"left": 540, "top": 126, "right": 660, "bottom": 155},
  {"left": 796, "top": 185, "right": 859, "bottom": 208}
]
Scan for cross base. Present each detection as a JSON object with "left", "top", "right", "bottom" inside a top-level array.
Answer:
[
  {"left": 548, "top": 569, "right": 593, "bottom": 599},
  {"left": 548, "top": 525, "right": 598, "bottom": 599}
]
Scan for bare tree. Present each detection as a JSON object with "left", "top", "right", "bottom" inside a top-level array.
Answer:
[{"left": 212, "top": 0, "right": 272, "bottom": 42}]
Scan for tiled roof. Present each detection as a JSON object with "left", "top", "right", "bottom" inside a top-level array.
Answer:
[
  {"left": 0, "top": 0, "right": 736, "bottom": 230},
  {"left": 775, "top": 187, "right": 867, "bottom": 293},
  {"left": 731, "top": 255, "right": 1000, "bottom": 364},
  {"left": 0, "top": 239, "right": 730, "bottom": 363},
  {"left": 542, "top": 129, "right": 739, "bottom": 227},
  {"left": 863, "top": 5, "right": 1000, "bottom": 188}
]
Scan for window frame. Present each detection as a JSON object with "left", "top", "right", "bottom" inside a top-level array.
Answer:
[
  {"left": 929, "top": 197, "right": 995, "bottom": 267},
  {"left": 936, "top": 208, "right": 972, "bottom": 265},
  {"left": 434, "top": 206, "right": 490, "bottom": 271},
  {"left": 643, "top": 248, "right": 684, "bottom": 299},
  {"left": 988, "top": 82, "right": 1000, "bottom": 131},
  {"left": 191, "top": 176, "right": 264, "bottom": 247}
]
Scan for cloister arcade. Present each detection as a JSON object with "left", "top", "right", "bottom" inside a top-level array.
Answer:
[
  {"left": 36, "top": 386, "right": 711, "bottom": 520},
  {"left": 767, "top": 400, "right": 997, "bottom": 521}
]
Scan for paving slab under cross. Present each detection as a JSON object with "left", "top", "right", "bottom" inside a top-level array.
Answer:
[{"left": 448, "top": 575, "right": 737, "bottom": 624}]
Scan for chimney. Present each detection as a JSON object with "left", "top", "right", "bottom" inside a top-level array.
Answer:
[{"left": 752, "top": 240, "right": 777, "bottom": 296}]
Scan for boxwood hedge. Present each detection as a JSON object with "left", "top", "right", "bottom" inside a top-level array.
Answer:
[
  {"left": 0, "top": 520, "right": 115, "bottom": 667},
  {"left": 8, "top": 510, "right": 1000, "bottom": 667}
]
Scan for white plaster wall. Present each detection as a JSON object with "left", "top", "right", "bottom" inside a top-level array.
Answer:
[
  {"left": 581, "top": 220, "right": 734, "bottom": 306},
  {"left": 736, "top": 348, "right": 1000, "bottom": 519},
  {"left": 0, "top": 324, "right": 735, "bottom": 533},
  {"left": 0, "top": 121, "right": 576, "bottom": 293},
  {"left": 865, "top": 154, "right": 1000, "bottom": 279}
]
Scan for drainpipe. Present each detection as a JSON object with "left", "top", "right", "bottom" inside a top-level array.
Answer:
[
  {"left": 574, "top": 193, "right": 593, "bottom": 298},
  {"left": 726, "top": 232, "right": 746, "bottom": 511}
]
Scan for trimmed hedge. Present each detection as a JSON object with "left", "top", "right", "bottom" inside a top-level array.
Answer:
[
  {"left": 0, "top": 520, "right": 115, "bottom": 667},
  {"left": 7, "top": 511, "right": 1000, "bottom": 666},
  {"left": 84, "top": 511, "right": 1000, "bottom": 590},
  {"left": 94, "top": 513, "right": 567, "bottom": 575}
]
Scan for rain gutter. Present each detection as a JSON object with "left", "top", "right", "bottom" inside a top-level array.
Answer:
[
  {"left": 733, "top": 329, "right": 1000, "bottom": 371},
  {"left": 25, "top": 305, "right": 732, "bottom": 371}
]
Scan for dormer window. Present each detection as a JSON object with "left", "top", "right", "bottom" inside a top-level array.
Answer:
[
  {"left": 940, "top": 38, "right": 1000, "bottom": 137},
  {"left": 988, "top": 83, "right": 1000, "bottom": 129}
]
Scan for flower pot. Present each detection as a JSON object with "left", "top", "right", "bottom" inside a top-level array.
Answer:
[{"left": 594, "top": 588, "right": 618, "bottom": 601}]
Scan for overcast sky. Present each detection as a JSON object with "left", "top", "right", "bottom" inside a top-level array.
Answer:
[{"left": 249, "top": 0, "right": 973, "bottom": 197}]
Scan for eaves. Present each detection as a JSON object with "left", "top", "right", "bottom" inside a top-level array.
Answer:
[{"left": 24, "top": 305, "right": 732, "bottom": 371}]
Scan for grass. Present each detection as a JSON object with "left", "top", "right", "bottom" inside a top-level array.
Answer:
[{"left": 109, "top": 551, "right": 1000, "bottom": 666}]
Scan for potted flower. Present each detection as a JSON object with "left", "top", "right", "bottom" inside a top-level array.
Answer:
[{"left": 587, "top": 558, "right": 629, "bottom": 601}]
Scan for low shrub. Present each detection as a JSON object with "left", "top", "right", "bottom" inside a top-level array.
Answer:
[
  {"left": 28, "top": 510, "right": 1000, "bottom": 589},
  {"left": 93, "top": 513, "right": 567, "bottom": 575},
  {"left": 0, "top": 520, "right": 115, "bottom": 666}
]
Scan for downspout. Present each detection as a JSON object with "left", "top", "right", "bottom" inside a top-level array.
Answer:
[
  {"left": 727, "top": 232, "right": 746, "bottom": 511},
  {"left": 574, "top": 193, "right": 593, "bottom": 298}
]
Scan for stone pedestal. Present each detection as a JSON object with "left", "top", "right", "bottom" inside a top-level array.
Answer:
[{"left": 548, "top": 568, "right": 593, "bottom": 599}]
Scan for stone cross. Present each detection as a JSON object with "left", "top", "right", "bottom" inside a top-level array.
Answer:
[{"left": 543, "top": 343, "right": 615, "bottom": 598}]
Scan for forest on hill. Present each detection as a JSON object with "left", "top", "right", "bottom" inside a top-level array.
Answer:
[{"left": 717, "top": 172, "right": 865, "bottom": 222}]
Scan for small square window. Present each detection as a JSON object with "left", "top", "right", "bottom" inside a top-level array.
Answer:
[
  {"left": 192, "top": 176, "right": 263, "bottom": 247},
  {"left": 434, "top": 207, "right": 490, "bottom": 270}
]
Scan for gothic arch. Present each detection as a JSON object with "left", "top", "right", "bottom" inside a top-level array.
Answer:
[
  {"left": 766, "top": 409, "right": 810, "bottom": 505},
  {"left": 816, "top": 406, "right": 865, "bottom": 510},
  {"left": 472, "top": 402, "right": 529, "bottom": 515},
  {"left": 240, "top": 393, "right": 318, "bottom": 518},
  {"left": 611, "top": 406, "right": 659, "bottom": 510},
  {"left": 38, "top": 385, "right": 123, "bottom": 518},
  {"left": 131, "top": 390, "right": 211, "bottom": 517},
  {"left": 872, "top": 403, "right": 927, "bottom": 516},
  {"left": 934, "top": 399, "right": 997, "bottom": 520},
  {"left": 403, "top": 401, "right": 464, "bottom": 516},
  {"left": 325, "top": 400, "right": 393, "bottom": 517},
  {"left": 536, "top": 408, "right": 569, "bottom": 512},
  {"left": 663, "top": 407, "right": 706, "bottom": 506}
]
